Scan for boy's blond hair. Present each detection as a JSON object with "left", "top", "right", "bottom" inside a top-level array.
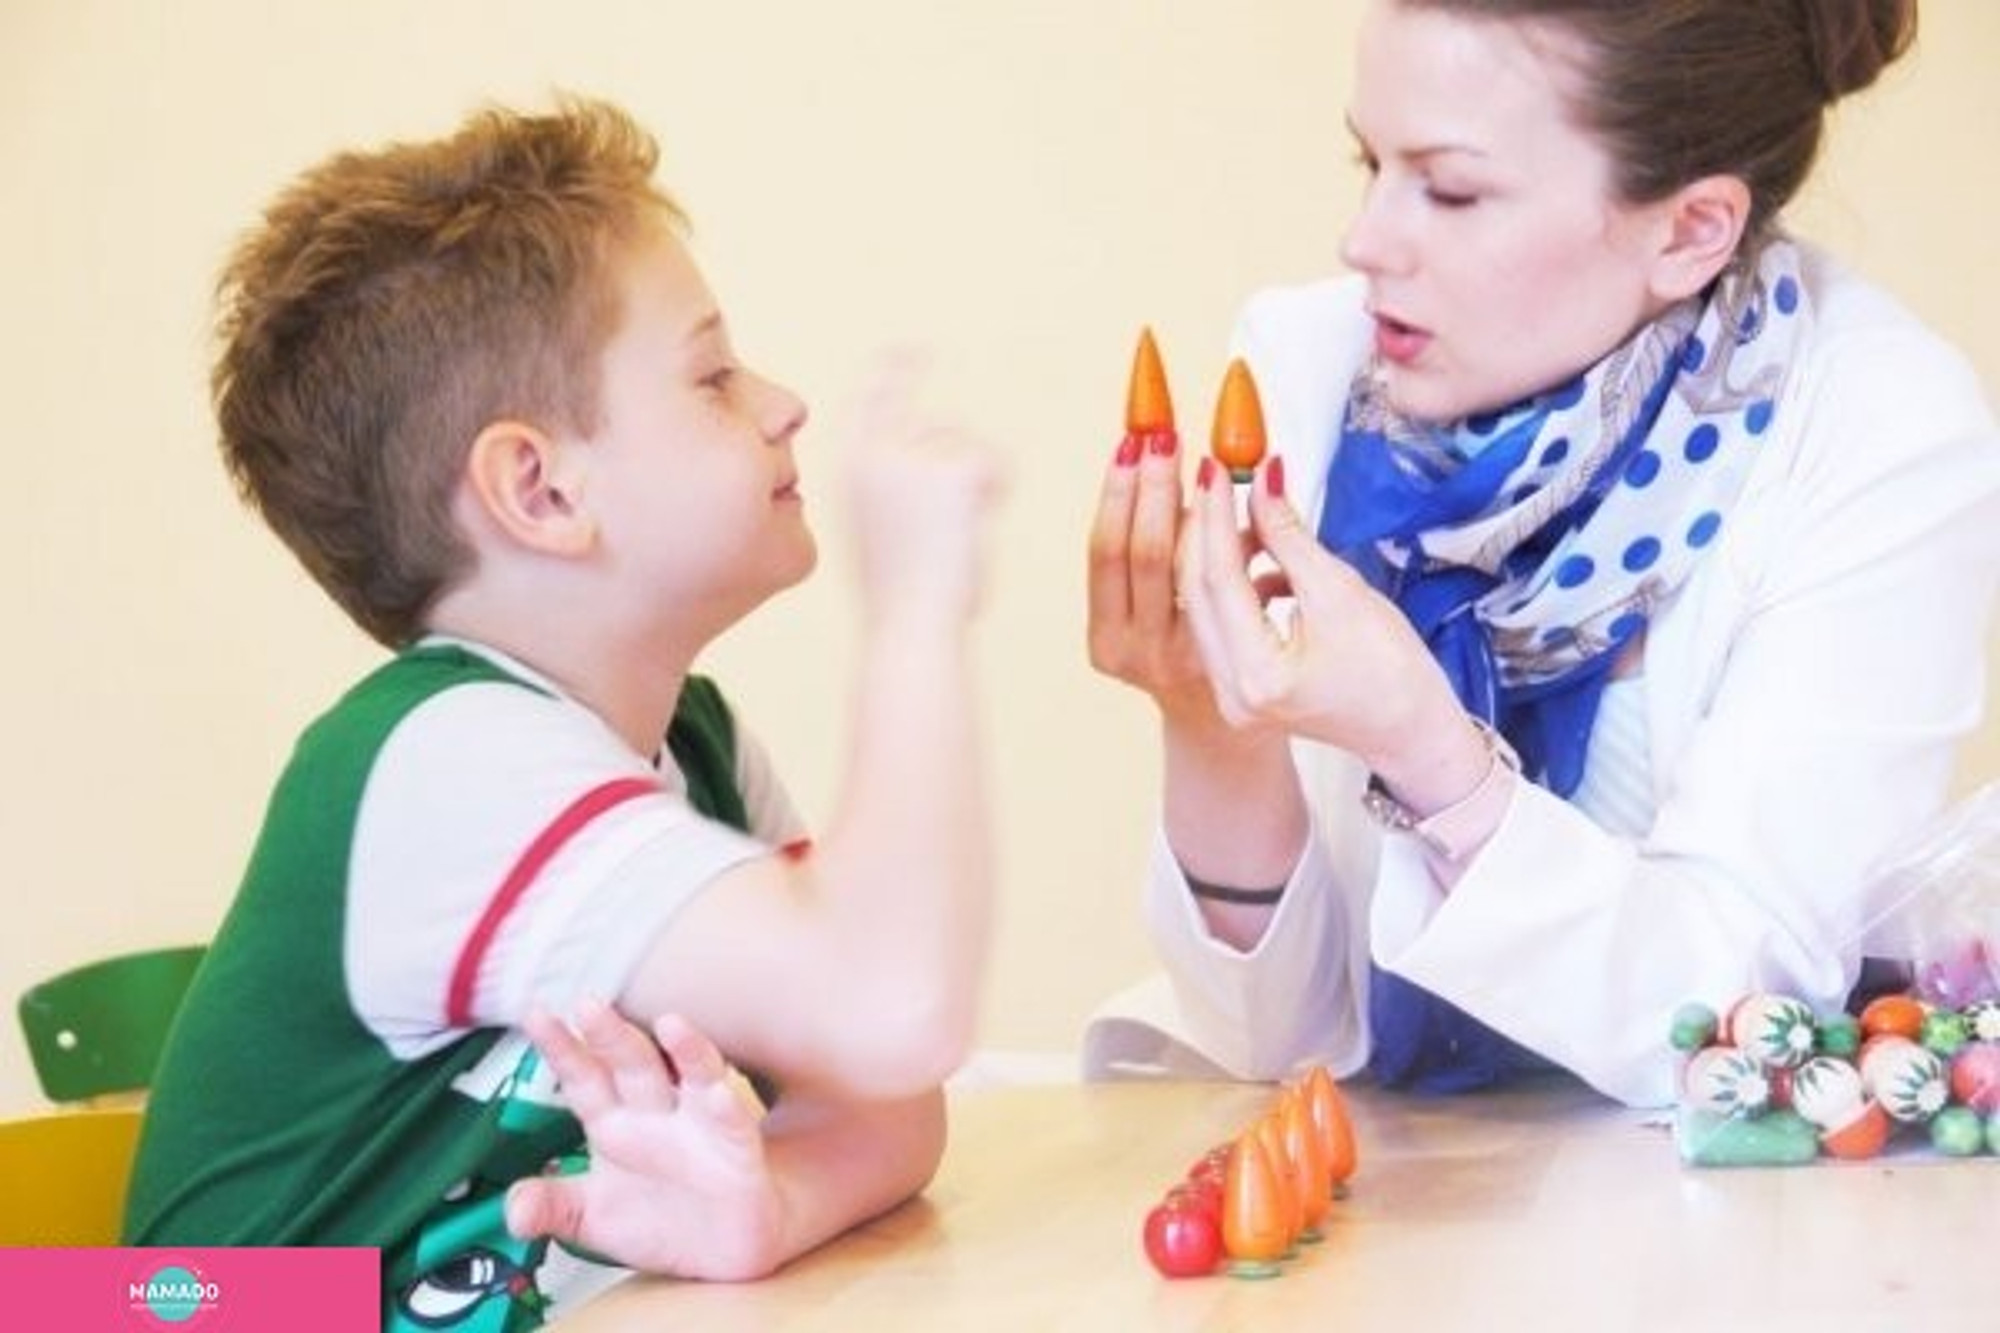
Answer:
[{"left": 213, "top": 97, "right": 683, "bottom": 645}]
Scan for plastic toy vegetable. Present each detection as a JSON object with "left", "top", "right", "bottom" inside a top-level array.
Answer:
[
  {"left": 1280, "top": 1087, "right": 1332, "bottom": 1237},
  {"left": 1220, "top": 1128, "right": 1291, "bottom": 1276},
  {"left": 1137, "top": 1065, "right": 1359, "bottom": 1281},
  {"left": 1125, "top": 326, "right": 1177, "bottom": 446},
  {"left": 1302, "top": 1063, "right": 1359, "bottom": 1188},
  {"left": 1672, "top": 987, "right": 2000, "bottom": 1164},
  {"left": 1210, "top": 357, "right": 1268, "bottom": 481}
]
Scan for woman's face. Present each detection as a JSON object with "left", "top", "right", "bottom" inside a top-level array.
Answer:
[{"left": 1341, "top": 1, "right": 1673, "bottom": 423}]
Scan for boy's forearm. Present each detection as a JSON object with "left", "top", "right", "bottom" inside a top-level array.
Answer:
[
  {"left": 758, "top": 1087, "right": 947, "bottom": 1270},
  {"left": 810, "top": 612, "right": 990, "bottom": 1086}
]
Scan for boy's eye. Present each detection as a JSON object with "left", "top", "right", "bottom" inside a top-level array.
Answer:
[
  {"left": 700, "top": 367, "right": 737, "bottom": 393},
  {"left": 1425, "top": 187, "right": 1478, "bottom": 209}
]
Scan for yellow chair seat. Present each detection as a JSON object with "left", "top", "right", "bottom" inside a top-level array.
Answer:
[{"left": 0, "top": 1107, "right": 144, "bottom": 1246}]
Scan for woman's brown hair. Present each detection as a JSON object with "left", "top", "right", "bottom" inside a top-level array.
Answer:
[{"left": 1400, "top": 0, "right": 1918, "bottom": 236}]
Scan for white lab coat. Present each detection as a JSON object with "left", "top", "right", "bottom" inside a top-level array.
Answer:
[{"left": 1085, "top": 246, "right": 2000, "bottom": 1107}]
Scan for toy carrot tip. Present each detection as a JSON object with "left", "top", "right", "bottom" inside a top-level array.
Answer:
[
  {"left": 1126, "top": 326, "right": 1176, "bottom": 434},
  {"left": 1211, "top": 357, "right": 1268, "bottom": 480}
]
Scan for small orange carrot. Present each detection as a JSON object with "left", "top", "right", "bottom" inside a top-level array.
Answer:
[
  {"left": 1221, "top": 1128, "right": 1291, "bottom": 1269},
  {"left": 1126, "top": 326, "right": 1177, "bottom": 440},
  {"left": 1303, "top": 1064, "right": 1359, "bottom": 1189},
  {"left": 1210, "top": 357, "right": 1267, "bottom": 481},
  {"left": 1281, "top": 1086, "right": 1332, "bottom": 1233}
]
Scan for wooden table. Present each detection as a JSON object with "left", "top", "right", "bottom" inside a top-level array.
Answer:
[{"left": 562, "top": 1075, "right": 1996, "bottom": 1331}]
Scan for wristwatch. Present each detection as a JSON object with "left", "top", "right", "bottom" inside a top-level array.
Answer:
[{"left": 1361, "top": 716, "right": 1520, "bottom": 862}]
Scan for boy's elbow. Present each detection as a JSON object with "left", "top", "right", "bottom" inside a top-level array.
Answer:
[{"left": 819, "top": 990, "right": 977, "bottom": 1098}]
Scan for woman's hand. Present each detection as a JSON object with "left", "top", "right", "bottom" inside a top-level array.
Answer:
[
  {"left": 506, "top": 1001, "right": 789, "bottom": 1281},
  {"left": 1178, "top": 456, "right": 1466, "bottom": 782},
  {"left": 1086, "top": 432, "right": 1223, "bottom": 728}
]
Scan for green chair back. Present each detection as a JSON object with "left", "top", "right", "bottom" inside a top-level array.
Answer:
[
  {"left": 0, "top": 1107, "right": 144, "bottom": 1244},
  {"left": 16, "top": 945, "right": 206, "bottom": 1103}
]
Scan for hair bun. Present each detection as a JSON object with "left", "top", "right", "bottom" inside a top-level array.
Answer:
[{"left": 1799, "top": 0, "right": 1918, "bottom": 104}]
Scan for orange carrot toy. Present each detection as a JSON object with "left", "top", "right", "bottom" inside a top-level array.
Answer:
[
  {"left": 1220, "top": 1128, "right": 1291, "bottom": 1277},
  {"left": 1303, "top": 1064, "right": 1359, "bottom": 1190},
  {"left": 1125, "top": 326, "right": 1177, "bottom": 447},
  {"left": 1210, "top": 357, "right": 1268, "bottom": 482}
]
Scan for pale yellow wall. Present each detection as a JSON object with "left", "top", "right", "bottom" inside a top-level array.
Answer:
[{"left": 3, "top": 0, "right": 1996, "bottom": 1114}]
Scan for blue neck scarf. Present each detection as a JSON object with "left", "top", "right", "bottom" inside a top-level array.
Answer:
[{"left": 1321, "top": 241, "right": 1810, "bottom": 1092}]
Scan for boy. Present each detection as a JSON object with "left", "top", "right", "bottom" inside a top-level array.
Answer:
[{"left": 125, "top": 98, "right": 1002, "bottom": 1330}]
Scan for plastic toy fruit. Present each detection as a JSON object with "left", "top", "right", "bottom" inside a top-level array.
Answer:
[{"left": 1143, "top": 1194, "right": 1223, "bottom": 1278}]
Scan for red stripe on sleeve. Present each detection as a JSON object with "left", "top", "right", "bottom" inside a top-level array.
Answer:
[{"left": 445, "top": 775, "right": 662, "bottom": 1028}]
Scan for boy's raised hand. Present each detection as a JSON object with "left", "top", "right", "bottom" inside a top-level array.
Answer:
[
  {"left": 842, "top": 352, "right": 1005, "bottom": 627},
  {"left": 506, "top": 1001, "right": 790, "bottom": 1281}
]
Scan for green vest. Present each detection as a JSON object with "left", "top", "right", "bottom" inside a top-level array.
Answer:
[{"left": 125, "top": 646, "right": 746, "bottom": 1331}]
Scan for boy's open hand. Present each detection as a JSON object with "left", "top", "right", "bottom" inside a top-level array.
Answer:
[{"left": 506, "top": 1001, "right": 790, "bottom": 1281}]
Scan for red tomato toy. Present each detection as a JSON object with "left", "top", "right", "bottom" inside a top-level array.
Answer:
[{"left": 1143, "top": 1196, "right": 1224, "bottom": 1278}]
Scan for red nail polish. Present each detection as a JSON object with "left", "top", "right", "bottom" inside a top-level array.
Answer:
[
  {"left": 1264, "top": 455, "right": 1286, "bottom": 498},
  {"left": 1115, "top": 432, "right": 1142, "bottom": 467},
  {"left": 1149, "top": 428, "right": 1179, "bottom": 457},
  {"left": 1197, "top": 456, "right": 1217, "bottom": 491}
]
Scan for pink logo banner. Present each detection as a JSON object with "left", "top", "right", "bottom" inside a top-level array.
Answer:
[{"left": 0, "top": 1247, "right": 379, "bottom": 1331}]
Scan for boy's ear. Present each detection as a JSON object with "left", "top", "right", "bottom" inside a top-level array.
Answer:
[
  {"left": 1648, "top": 174, "right": 1752, "bottom": 303},
  {"left": 463, "top": 421, "right": 597, "bottom": 556}
]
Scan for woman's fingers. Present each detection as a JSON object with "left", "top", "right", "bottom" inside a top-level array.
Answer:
[
  {"left": 1127, "top": 438, "right": 1185, "bottom": 638},
  {"left": 1086, "top": 440, "right": 1143, "bottom": 633},
  {"left": 1245, "top": 459, "right": 1341, "bottom": 609},
  {"left": 1193, "top": 463, "right": 1288, "bottom": 677}
]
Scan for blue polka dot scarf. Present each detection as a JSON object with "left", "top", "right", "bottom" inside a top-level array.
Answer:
[{"left": 1319, "top": 240, "right": 1809, "bottom": 1093}]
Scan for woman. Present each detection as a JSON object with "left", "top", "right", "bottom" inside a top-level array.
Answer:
[{"left": 1086, "top": 0, "right": 1999, "bottom": 1105}]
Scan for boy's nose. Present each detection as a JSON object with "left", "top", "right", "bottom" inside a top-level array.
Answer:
[{"left": 759, "top": 376, "right": 808, "bottom": 444}]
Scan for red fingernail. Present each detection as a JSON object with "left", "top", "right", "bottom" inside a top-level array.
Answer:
[
  {"left": 1197, "top": 456, "right": 1217, "bottom": 491},
  {"left": 1149, "top": 428, "right": 1179, "bottom": 457},
  {"left": 1264, "top": 456, "right": 1286, "bottom": 498},
  {"left": 1115, "top": 433, "right": 1142, "bottom": 467}
]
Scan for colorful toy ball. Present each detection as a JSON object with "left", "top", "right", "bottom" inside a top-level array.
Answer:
[
  {"left": 1787, "top": 1056, "right": 1866, "bottom": 1131},
  {"left": 1726, "top": 993, "right": 1818, "bottom": 1069},
  {"left": 1668, "top": 1001, "right": 1719, "bottom": 1053},
  {"left": 1949, "top": 1041, "right": 2000, "bottom": 1115},
  {"left": 1858, "top": 1036, "right": 1950, "bottom": 1123},
  {"left": 1682, "top": 1045, "right": 1772, "bottom": 1117},
  {"left": 1965, "top": 999, "right": 2000, "bottom": 1044},
  {"left": 1818, "top": 1101, "right": 1892, "bottom": 1160},
  {"left": 1927, "top": 1105, "right": 1985, "bottom": 1156},
  {"left": 1859, "top": 993, "right": 1927, "bottom": 1042}
]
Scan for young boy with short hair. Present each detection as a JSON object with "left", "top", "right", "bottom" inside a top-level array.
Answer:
[{"left": 125, "top": 97, "right": 1002, "bottom": 1330}]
